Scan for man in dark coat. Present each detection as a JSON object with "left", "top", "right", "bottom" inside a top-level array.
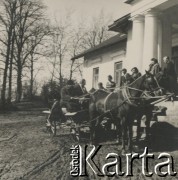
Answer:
[
  {"left": 60, "top": 80, "right": 80, "bottom": 112},
  {"left": 163, "top": 56, "right": 177, "bottom": 94},
  {"left": 74, "top": 79, "right": 88, "bottom": 97},
  {"left": 121, "top": 68, "right": 133, "bottom": 86},
  {"left": 74, "top": 79, "right": 89, "bottom": 110},
  {"left": 131, "top": 67, "right": 141, "bottom": 80}
]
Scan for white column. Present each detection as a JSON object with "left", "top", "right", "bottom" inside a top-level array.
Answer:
[
  {"left": 157, "top": 19, "right": 162, "bottom": 65},
  {"left": 161, "top": 15, "right": 172, "bottom": 68},
  {"left": 143, "top": 10, "right": 159, "bottom": 72},
  {"left": 130, "top": 15, "right": 144, "bottom": 72}
]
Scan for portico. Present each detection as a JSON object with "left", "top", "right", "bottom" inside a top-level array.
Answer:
[
  {"left": 72, "top": 0, "right": 178, "bottom": 89},
  {"left": 110, "top": 0, "right": 178, "bottom": 74}
]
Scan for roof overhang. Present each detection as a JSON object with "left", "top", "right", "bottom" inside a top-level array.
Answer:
[
  {"left": 71, "top": 34, "right": 127, "bottom": 60},
  {"left": 108, "top": 13, "right": 131, "bottom": 33},
  {"left": 123, "top": 0, "right": 135, "bottom": 4}
]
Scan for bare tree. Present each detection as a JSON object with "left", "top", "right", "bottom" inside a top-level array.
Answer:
[
  {"left": 81, "top": 10, "right": 115, "bottom": 49},
  {"left": 46, "top": 14, "right": 71, "bottom": 87},
  {"left": 69, "top": 11, "right": 115, "bottom": 79},
  {"left": 24, "top": 23, "right": 50, "bottom": 99},
  {"left": 13, "top": 0, "right": 47, "bottom": 102},
  {"left": 0, "top": 0, "right": 18, "bottom": 106},
  {"left": 0, "top": 0, "right": 48, "bottom": 104},
  {"left": 69, "top": 25, "right": 86, "bottom": 80}
]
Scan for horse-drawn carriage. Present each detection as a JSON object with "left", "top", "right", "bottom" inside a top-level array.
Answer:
[{"left": 43, "top": 71, "right": 173, "bottom": 151}]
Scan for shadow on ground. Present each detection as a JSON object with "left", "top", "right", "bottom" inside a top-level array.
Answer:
[{"left": 135, "top": 122, "right": 178, "bottom": 152}]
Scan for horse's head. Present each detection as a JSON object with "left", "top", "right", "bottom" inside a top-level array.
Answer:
[
  {"left": 89, "top": 89, "right": 109, "bottom": 103},
  {"left": 143, "top": 70, "right": 163, "bottom": 96},
  {"left": 128, "top": 71, "right": 163, "bottom": 97}
]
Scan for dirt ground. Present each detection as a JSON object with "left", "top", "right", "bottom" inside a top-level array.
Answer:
[{"left": 0, "top": 105, "right": 178, "bottom": 180}]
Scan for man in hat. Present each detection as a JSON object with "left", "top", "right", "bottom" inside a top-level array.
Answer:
[
  {"left": 148, "top": 58, "right": 161, "bottom": 75},
  {"left": 74, "top": 79, "right": 88, "bottom": 97},
  {"left": 121, "top": 68, "right": 133, "bottom": 86},
  {"left": 163, "top": 56, "right": 177, "bottom": 94},
  {"left": 60, "top": 80, "right": 80, "bottom": 112},
  {"left": 74, "top": 79, "right": 90, "bottom": 110},
  {"left": 106, "top": 75, "right": 116, "bottom": 92},
  {"left": 98, "top": 82, "right": 106, "bottom": 90},
  {"left": 131, "top": 67, "right": 141, "bottom": 81}
]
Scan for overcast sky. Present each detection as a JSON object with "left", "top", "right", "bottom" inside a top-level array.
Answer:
[{"left": 43, "top": 0, "right": 130, "bottom": 23}]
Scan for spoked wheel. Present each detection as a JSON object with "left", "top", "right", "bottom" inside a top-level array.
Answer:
[{"left": 70, "top": 127, "right": 80, "bottom": 142}]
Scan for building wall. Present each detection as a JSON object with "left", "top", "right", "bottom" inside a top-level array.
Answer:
[
  {"left": 83, "top": 42, "right": 126, "bottom": 90},
  {"left": 124, "top": 0, "right": 178, "bottom": 73}
]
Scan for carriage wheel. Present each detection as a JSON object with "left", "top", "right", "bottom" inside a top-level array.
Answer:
[{"left": 70, "top": 127, "right": 80, "bottom": 142}]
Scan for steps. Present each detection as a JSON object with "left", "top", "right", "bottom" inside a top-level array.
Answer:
[{"left": 157, "top": 101, "right": 178, "bottom": 127}]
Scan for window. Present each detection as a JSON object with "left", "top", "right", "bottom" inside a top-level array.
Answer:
[
  {"left": 114, "top": 62, "right": 122, "bottom": 86},
  {"left": 93, "top": 67, "right": 99, "bottom": 89}
]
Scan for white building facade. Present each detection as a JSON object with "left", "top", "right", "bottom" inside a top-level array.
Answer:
[
  {"left": 122, "top": 0, "right": 178, "bottom": 73},
  {"left": 79, "top": 35, "right": 127, "bottom": 90},
  {"left": 72, "top": 0, "right": 178, "bottom": 90}
]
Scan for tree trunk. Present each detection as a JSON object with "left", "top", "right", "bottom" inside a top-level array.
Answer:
[
  {"left": 69, "top": 59, "right": 74, "bottom": 80},
  {"left": 1, "top": 31, "right": 12, "bottom": 107},
  {"left": 8, "top": 31, "right": 15, "bottom": 103},
  {"left": 1, "top": 61, "right": 9, "bottom": 107},
  {"left": 30, "top": 56, "right": 34, "bottom": 100},
  {"left": 59, "top": 54, "right": 63, "bottom": 88},
  {"left": 16, "top": 67, "right": 22, "bottom": 102}
]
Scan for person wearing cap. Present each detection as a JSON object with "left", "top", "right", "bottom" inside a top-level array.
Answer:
[
  {"left": 163, "top": 56, "right": 177, "bottom": 94},
  {"left": 106, "top": 75, "right": 116, "bottom": 92},
  {"left": 74, "top": 79, "right": 90, "bottom": 110},
  {"left": 121, "top": 68, "right": 133, "bottom": 86},
  {"left": 98, "top": 82, "right": 106, "bottom": 90},
  {"left": 74, "top": 79, "right": 88, "bottom": 97},
  {"left": 60, "top": 80, "right": 80, "bottom": 112},
  {"left": 131, "top": 67, "right": 141, "bottom": 81},
  {"left": 148, "top": 58, "right": 161, "bottom": 75}
]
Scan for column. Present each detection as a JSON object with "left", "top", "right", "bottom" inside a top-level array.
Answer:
[
  {"left": 161, "top": 15, "right": 172, "bottom": 68},
  {"left": 130, "top": 15, "right": 144, "bottom": 72},
  {"left": 143, "top": 9, "right": 159, "bottom": 72},
  {"left": 157, "top": 19, "right": 162, "bottom": 65}
]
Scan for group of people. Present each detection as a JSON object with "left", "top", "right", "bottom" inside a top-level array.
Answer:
[
  {"left": 60, "top": 79, "right": 88, "bottom": 112},
  {"left": 48, "top": 55, "right": 177, "bottom": 124},
  {"left": 60, "top": 56, "right": 177, "bottom": 106},
  {"left": 48, "top": 79, "right": 89, "bottom": 125},
  {"left": 120, "top": 67, "right": 141, "bottom": 86},
  {"left": 145, "top": 56, "right": 177, "bottom": 95},
  {"left": 120, "top": 56, "right": 177, "bottom": 94}
]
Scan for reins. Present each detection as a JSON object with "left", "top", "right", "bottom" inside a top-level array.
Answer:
[{"left": 89, "top": 100, "right": 127, "bottom": 124}]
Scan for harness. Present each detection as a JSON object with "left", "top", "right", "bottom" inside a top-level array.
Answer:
[
  {"left": 121, "top": 86, "right": 146, "bottom": 106},
  {"left": 88, "top": 75, "right": 166, "bottom": 126}
]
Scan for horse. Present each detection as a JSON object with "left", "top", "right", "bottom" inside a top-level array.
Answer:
[
  {"left": 89, "top": 71, "right": 163, "bottom": 152},
  {"left": 117, "top": 71, "right": 164, "bottom": 152},
  {"left": 89, "top": 89, "right": 110, "bottom": 143}
]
